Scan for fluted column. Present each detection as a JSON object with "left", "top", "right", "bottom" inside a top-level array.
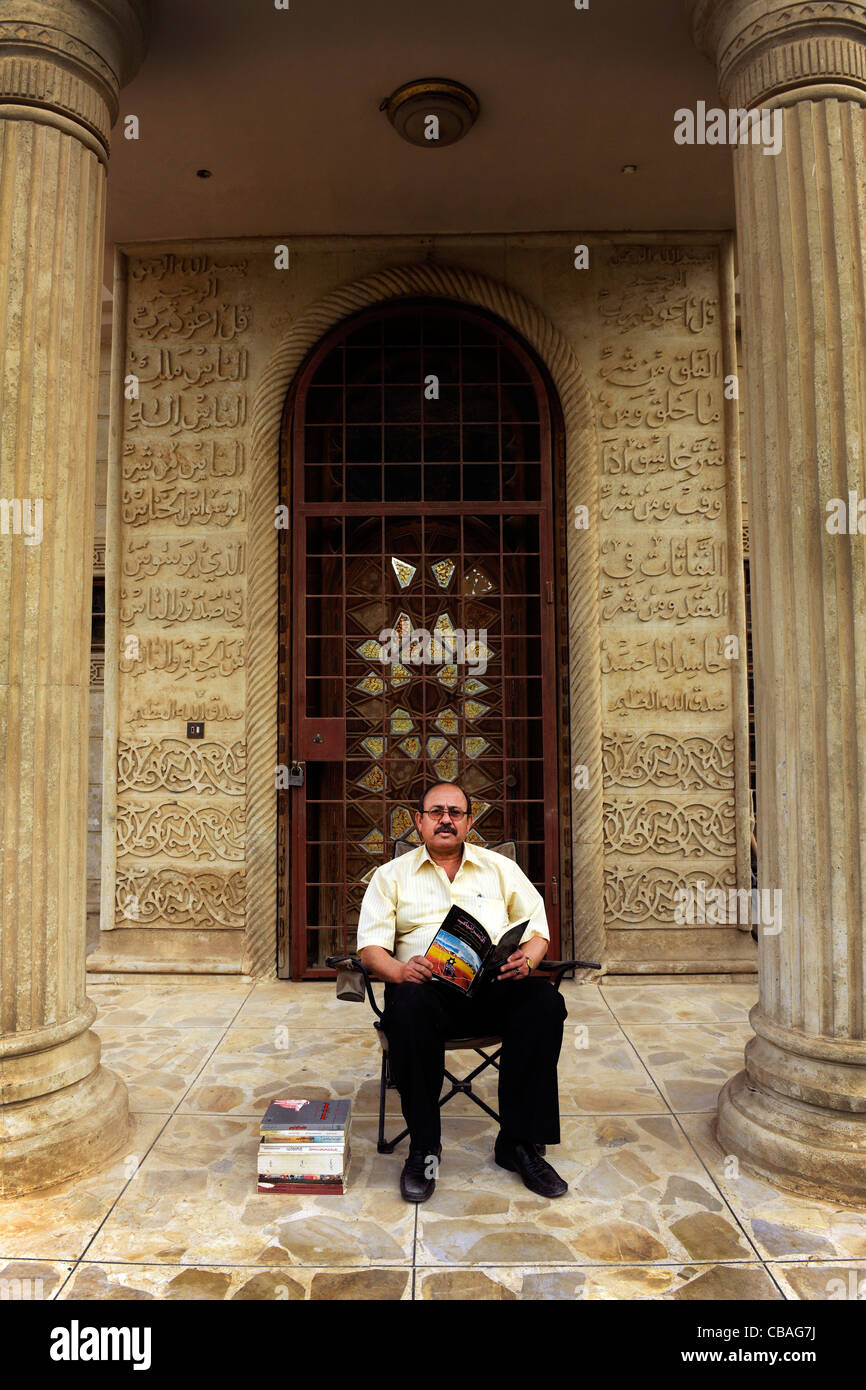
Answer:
[
  {"left": 689, "top": 0, "right": 866, "bottom": 1199},
  {"left": 0, "top": 1, "right": 148, "bottom": 1196}
]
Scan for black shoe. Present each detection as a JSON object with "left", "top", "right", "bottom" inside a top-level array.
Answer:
[
  {"left": 494, "top": 1134, "right": 568, "bottom": 1198},
  {"left": 399, "top": 1144, "right": 442, "bottom": 1203}
]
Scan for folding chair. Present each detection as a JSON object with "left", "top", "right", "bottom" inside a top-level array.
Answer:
[{"left": 327, "top": 931, "right": 599, "bottom": 1153}]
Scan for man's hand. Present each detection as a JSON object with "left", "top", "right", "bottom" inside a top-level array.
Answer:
[
  {"left": 400, "top": 954, "right": 434, "bottom": 984},
  {"left": 497, "top": 950, "right": 531, "bottom": 981}
]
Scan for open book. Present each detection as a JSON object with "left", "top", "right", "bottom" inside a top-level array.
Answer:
[{"left": 424, "top": 905, "right": 528, "bottom": 996}]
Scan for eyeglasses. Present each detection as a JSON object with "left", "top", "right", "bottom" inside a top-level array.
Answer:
[{"left": 422, "top": 806, "right": 470, "bottom": 820}]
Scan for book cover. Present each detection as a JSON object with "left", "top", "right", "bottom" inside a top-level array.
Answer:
[
  {"left": 424, "top": 908, "right": 528, "bottom": 996},
  {"left": 257, "top": 1180, "right": 344, "bottom": 1195},
  {"left": 258, "top": 1147, "right": 348, "bottom": 1177},
  {"left": 259, "top": 1140, "right": 346, "bottom": 1153},
  {"left": 260, "top": 1098, "right": 350, "bottom": 1136},
  {"left": 259, "top": 1133, "right": 346, "bottom": 1146}
]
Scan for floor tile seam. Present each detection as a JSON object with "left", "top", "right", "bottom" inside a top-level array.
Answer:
[
  {"left": 613, "top": 1020, "right": 755, "bottom": 1029},
  {"left": 0, "top": 1255, "right": 774, "bottom": 1273},
  {"left": 592, "top": 1027, "right": 674, "bottom": 1116},
  {"left": 220, "top": 1026, "right": 380, "bottom": 1038},
  {"left": 43, "top": 1260, "right": 81, "bottom": 1300},
  {"left": 95, "top": 1025, "right": 229, "bottom": 1037},
  {"left": 51, "top": 1113, "right": 178, "bottom": 1268},
  {"left": 160, "top": 1105, "right": 706, "bottom": 1120},
  {"left": 410, "top": 1257, "right": 770, "bottom": 1269},
  {"left": 581, "top": 987, "right": 621, "bottom": 1029},
  {"left": 763, "top": 1264, "right": 796, "bottom": 1299},
  {"left": 578, "top": 1032, "right": 761, "bottom": 1260},
  {"left": 665, "top": 1108, "right": 767, "bottom": 1265},
  {"left": 64, "top": 1257, "right": 417, "bottom": 1270},
  {"left": 22, "top": 1254, "right": 866, "bottom": 1272},
  {"left": 216, "top": 990, "right": 259, "bottom": 1029},
  {"left": 163, "top": 1018, "right": 246, "bottom": 1114}
]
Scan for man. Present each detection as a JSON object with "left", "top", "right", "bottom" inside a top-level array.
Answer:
[{"left": 357, "top": 782, "right": 569, "bottom": 1203}]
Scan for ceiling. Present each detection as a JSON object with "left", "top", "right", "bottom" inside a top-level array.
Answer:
[{"left": 104, "top": 0, "right": 734, "bottom": 251}]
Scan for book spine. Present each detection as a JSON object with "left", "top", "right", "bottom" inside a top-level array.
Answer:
[
  {"left": 258, "top": 1151, "right": 347, "bottom": 1176},
  {"left": 259, "top": 1129, "right": 349, "bottom": 1140},
  {"left": 259, "top": 1147, "right": 345, "bottom": 1157},
  {"left": 257, "top": 1181, "right": 344, "bottom": 1195}
]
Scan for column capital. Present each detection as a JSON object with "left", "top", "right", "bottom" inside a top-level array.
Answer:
[
  {"left": 0, "top": 0, "right": 151, "bottom": 153},
  {"left": 688, "top": 0, "right": 866, "bottom": 108}
]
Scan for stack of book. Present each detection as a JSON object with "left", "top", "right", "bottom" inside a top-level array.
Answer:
[{"left": 257, "top": 1098, "right": 351, "bottom": 1195}]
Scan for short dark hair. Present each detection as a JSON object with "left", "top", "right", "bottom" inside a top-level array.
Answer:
[{"left": 417, "top": 782, "right": 472, "bottom": 816}]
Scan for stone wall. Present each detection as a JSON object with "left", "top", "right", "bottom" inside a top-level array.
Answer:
[{"left": 87, "top": 233, "right": 752, "bottom": 978}]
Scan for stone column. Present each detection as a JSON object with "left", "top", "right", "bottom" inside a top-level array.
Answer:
[
  {"left": 0, "top": 1, "right": 149, "bottom": 1196},
  {"left": 689, "top": 0, "right": 866, "bottom": 1200}
]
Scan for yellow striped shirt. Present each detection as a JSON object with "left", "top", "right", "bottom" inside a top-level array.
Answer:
[{"left": 356, "top": 841, "right": 550, "bottom": 963}]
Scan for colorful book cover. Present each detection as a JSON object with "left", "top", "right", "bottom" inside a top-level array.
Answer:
[
  {"left": 259, "top": 1133, "right": 346, "bottom": 1145},
  {"left": 260, "top": 1098, "right": 350, "bottom": 1136},
  {"left": 424, "top": 908, "right": 528, "bottom": 996}
]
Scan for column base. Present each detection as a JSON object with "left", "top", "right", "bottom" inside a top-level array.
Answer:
[
  {"left": 0, "top": 1059, "right": 130, "bottom": 1198},
  {"left": 717, "top": 1069, "right": 866, "bottom": 1206}
]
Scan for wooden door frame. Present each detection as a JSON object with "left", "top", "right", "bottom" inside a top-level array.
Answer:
[{"left": 277, "top": 297, "right": 572, "bottom": 978}]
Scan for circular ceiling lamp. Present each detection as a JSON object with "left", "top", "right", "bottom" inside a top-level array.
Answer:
[{"left": 381, "top": 78, "right": 480, "bottom": 147}]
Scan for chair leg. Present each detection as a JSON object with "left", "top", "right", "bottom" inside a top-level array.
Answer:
[
  {"left": 377, "top": 1052, "right": 412, "bottom": 1153},
  {"left": 377, "top": 1054, "right": 393, "bottom": 1154}
]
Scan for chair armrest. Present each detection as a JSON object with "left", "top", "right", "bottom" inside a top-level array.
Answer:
[
  {"left": 536, "top": 958, "right": 602, "bottom": 990},
  {"left": 325, "top": 953, "right": 384, "bottom": 1018}
]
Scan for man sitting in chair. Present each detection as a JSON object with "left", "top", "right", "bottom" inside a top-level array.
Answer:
[{"left": 357, "top": 781, "right": 569, "bottom": 1204}]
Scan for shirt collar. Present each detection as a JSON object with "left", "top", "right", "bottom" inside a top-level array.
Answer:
[{"left": 418, "top": 838, "right": 482, "bottom": 871}]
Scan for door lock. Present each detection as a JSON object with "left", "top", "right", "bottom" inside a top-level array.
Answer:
[{"left": 285, "top": 760, "right": 305, "bottom": 787}]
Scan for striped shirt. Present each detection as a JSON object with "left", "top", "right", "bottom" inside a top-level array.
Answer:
[{"left": 356, "top": 840, "right": 550, "bottom": 964}]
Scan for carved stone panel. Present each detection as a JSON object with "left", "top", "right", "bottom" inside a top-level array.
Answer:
[
  {"left": 112, "top": 254, "right": 251, "bottom": 947},
  {"left": 591, "top": 245, "right": 742, "bottom": 945}
]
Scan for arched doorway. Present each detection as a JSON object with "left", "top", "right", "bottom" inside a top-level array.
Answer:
[{"left": 276, "top": 298, "right": 572, "bottom": 977}]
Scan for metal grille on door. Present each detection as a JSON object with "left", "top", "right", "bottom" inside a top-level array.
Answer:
[{"left": 281, "top": 302, "right": 561, "bottom": 977}]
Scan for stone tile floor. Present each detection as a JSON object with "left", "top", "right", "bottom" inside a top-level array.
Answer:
[{"left": 2, "top": 978, "right": 866, "bottom": 1301}]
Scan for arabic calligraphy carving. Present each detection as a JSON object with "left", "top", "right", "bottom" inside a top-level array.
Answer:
[
  {"left": 118, "top": 635, "right": 245, "bottom": 679},
  {"left": 122, "top": 484, "right": 247, "bottom": 527},
  {"left": 598, "top": 270, "right": 718, "bottom": 335},
  {"left": 117, "top": 802, "right": 245, "bottom": 860},
  {"left": 115, "top": 866, "right": 245, "bottom": 928},
  {"left": 603, "top": 797, "right": 736, "bottom": 857},
  {"left": 130, "top": 294, "right": 251, "bottom": 342},
  {"left": 596, "top": 243, "right": 738, "bottom": 936},
  {"left": 117, "top": 738, "right": 246, "bottom": 794},
  {"left": 119, "top": 583, "right": 245, "bottom": 627},
  {"left": 123, "top": 440, "right": 245, "bottom": 484},
  {"left": 129, "top": 254, "right": 248, "bottom": 282},
  {"left": 127, "top": 389, "right": 247, "bottom": 434},
  {"left": 602, "top": 733, "right": 735, "bottom": 790},
  {"left": 600, "top": 633, "right": 729, "bottom": 679},
  {"left": 607, "top": 246, "right": 714, "bottom": 268},
  {"left": 607, "top": 685, "right": 729, "bottom": 718},
  {"left": 604, "top": 865, "right": 737, "bottom": 924},
  {"left": 122, "top": 537, "right": 246, "bottom": 580},
  {"left": 125, "top": 695, "right": 245, "bottom": 724}
]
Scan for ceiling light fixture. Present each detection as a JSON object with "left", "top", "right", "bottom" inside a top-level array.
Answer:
[{"left": 381, "top": 78, "right": 480, "bottom": 147}]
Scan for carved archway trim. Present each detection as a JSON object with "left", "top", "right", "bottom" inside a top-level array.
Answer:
[{"left": 244, "top": 261, "right": 602, "bottom": 977}]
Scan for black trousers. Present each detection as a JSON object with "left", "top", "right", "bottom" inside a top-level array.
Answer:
[{"left": 380, "top": 976, "right": 568, "bottom": 1152}]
